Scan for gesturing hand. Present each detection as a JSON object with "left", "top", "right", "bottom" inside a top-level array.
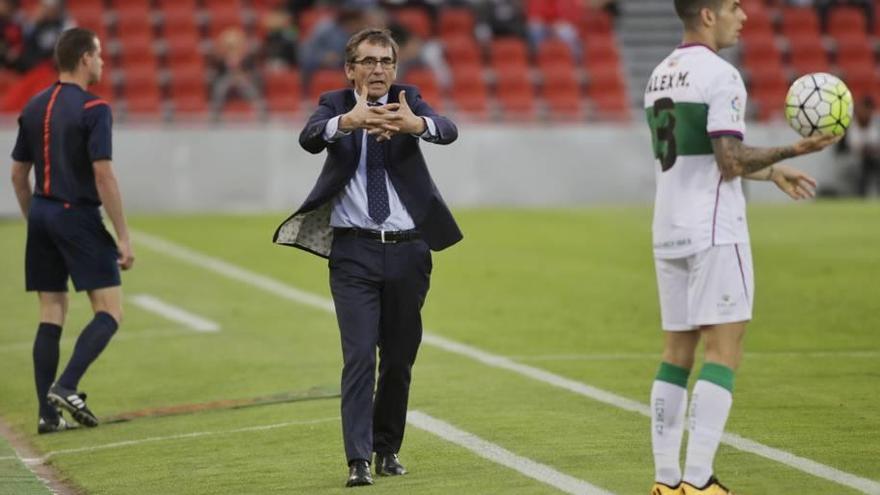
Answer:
[
  {"left": 769, "top": 163, "right": 817, "bottom": 200},
  {"left": 794, "top": 133, "right": 842, "bottom": 156},
  {"left": 340, "top": 83, "right": 402, "bottom": 135},
  {"left": 370, "top": 90, "right": 426, "bottom": 142}
]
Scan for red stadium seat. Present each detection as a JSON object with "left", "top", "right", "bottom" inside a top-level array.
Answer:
[
  {"left": 438, "top": 8, "right": 475, "bottom": 37},
  {"left": 162, "top": 16, "right": 201, "bottom": 43},
  {"left": 68, "top": 0, "right": 104, "bottom": 9},
  {"left": 537, "top": 39, "right": 575, "bottom": 70},
  {"left": 788, "top": 36, "right": 831, "bottom": 74},
  {"left": 169, "top": 67, "right": 209, "bottom": 113},
  {"left": 203, "top": 0, "right": 245, "bottom": 12},
  {"left": 443, "top": 35, "right": 482, "bottom": 66},
  {"left": 748, "top": 67, "right": 788, "bottom": 121},
  {"left": 541, "top": 65, "right": 582, "bottom": 119},
  {"left": 828, "top": 6, "right": 868, "bottom": 36},
  {"left": 495, "top": 65, "right": 537, "bottom": 119},
  {"left": 166, "top": 50, "right": 206, "bottom": 74},
  {"left": 583, "top": 36, "right": 620, "bottom": 71},
  {"left": 251, "top": 0, "right": 283, "bottom": 9},
  {"left": 451, "top": 69, "right": 489, "bottom": 116},
  {"left": 834, "top": 36, "right": 874, "bottom": 68},
  {"left": 263, "top": 68, "right": 300, "bottom": 114},
  {"left": 841, "top": 65, "right": 876, "bottom": 100},
  {"left": 114, "top": 8, "right": 155, "bottom": 41},
  {"left": 220, "top": 100, "right": 259, "bottom": 121},
  {"left": 308, "top": 69, "right": 348, "bottom": 100},
  {"left": 207, "top": 6, "right": 246, "bottom": 38},
  {"left": 157, "top": 0, "right": 197, "bottom": 10},
  {"left": 579, "top": 8, "right": 613, "bottom": 40},
  {"left": 400, "top": 68, "right": 443, "bottom": 110},
  {"left": 490, "top": 37, "right": 529, "bottom": 66},
  {"left": 587, "top": 68, "right": 628, "bottom": 118},
  {"left": 393, "top": 7, "right": 433, "bottom": 39},
  {"left": 741, "top": 33, "right": 783, "bottom": 69},
  {"left": 117, "top": 36, "right": 158, "bottom": 71},
  {"left": 68, "top": 6, "right": 105, "bottom": 33},
  {"left": 740, "top": 5, "right": 773, "bottom": 37},
  {"left": 89, "top": 78, "right": 115, "bottom": 104},
  {"left": 780, "top": 7, "right": 820, "bottom": 39}
]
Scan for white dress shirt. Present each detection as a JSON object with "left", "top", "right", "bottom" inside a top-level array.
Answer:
[{"left": 323, "top": 90, "right": 437, "bottom": 230}]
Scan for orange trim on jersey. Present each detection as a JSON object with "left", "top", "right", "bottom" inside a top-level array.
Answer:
[
  {"left": 42, "top": 84, "right": 63, "bottom": 196},
  {"left": 83, "top": 99, "right": 109, "bottom": 110}
]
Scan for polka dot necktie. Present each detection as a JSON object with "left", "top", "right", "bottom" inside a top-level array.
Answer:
[{"left": 365, "top": 102, "right": 390, "bottom": 225}]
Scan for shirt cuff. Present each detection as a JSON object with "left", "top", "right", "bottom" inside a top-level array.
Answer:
[
  {"left": 416, "top": 117, "right": 437, "bottom": 139},
  {"left": 323, "top": 116, "right": 352, "bottom": 142}
]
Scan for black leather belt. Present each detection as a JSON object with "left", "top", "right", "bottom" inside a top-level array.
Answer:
[{"left": 334, "top": 227, "right": 421, "bottom": 244}]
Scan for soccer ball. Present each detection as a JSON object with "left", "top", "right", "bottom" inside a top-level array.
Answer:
[{"left": 784, "top": 73, "right": 853, "bottom": 137}]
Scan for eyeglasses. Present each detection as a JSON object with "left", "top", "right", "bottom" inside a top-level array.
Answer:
[{"left": 350, "top": 57, "right": 397, "bottom": 70}]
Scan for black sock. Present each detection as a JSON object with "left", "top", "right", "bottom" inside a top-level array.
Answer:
[
  {"left": 33, "top": 323, "right": 62, "bottom": 420},
  {"left": 57, "top": 312, "right": 118, "bottom": 391}
]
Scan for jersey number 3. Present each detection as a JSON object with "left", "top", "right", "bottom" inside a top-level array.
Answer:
[{"left": 651, "top": 97, "right": 677, "bottom": 171}]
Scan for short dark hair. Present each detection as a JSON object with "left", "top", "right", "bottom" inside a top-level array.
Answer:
[
  {"left": 344, "top": 28, "right": 399, "bottom": 64},
  {"left": 674, "top": 0, "right": 725, "bottom": 27},
  {"left": 54, "top": 28, "right": 98, "bottom": 73}
]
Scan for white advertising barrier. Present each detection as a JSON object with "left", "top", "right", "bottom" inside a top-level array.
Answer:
[{"left": 0, "top": 123, "right": 841, "bottom": 216}]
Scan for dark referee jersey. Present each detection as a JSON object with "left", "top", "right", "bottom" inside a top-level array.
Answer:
[{"left": 12, "top": 81, "right": 112, "bottom": 206}]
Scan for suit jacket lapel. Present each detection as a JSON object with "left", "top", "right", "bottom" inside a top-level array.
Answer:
[{"left": 342, "top": 89, "right": 363, "bottom": 160}]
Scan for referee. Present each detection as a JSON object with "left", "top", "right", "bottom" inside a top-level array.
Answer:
[{"left": 10, "top": 28, "right": 133, "bottom": 433}]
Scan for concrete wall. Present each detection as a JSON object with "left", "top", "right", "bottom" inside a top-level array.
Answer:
[{"left": 0, "top": 123, "right": 841, "bottom": 216}]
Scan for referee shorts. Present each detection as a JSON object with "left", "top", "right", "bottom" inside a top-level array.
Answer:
[{"left": 25, "top": 196, "right": 121, "bottom": 292}]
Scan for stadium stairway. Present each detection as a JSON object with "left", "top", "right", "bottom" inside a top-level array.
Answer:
[{"left": 617, "top": 0, "right": 740, "bottom": 110}]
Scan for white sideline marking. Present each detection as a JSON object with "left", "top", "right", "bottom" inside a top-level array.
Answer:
[
  {"left": 0, "top": 416, "right": 339, "bottom": 465},
  {"left": 0, "top": 329, "right": 209, "bottom": 353},
  {"left": 130, "top": 294, "right": 220, "bottom": 333},
  {"left": 408, "top": 410, "right": 614, "bottom": 495},
  {"left": 133, "top": 229, "right": 880, "bottom": 495},
  {"left": 508, "top": 350, "right": 880, "bottom": 362}
]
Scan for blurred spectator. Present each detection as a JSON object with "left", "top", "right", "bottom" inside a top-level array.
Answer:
[
  {"left": 297, "top": 7, "right": 384, "bottom": 88},
  {"left": 210, "top": 27, "right": 265, "bottom": 118},
  {"left": 837, "top": 97, "right": 880, "bottom": 197},
  {"left": 285, "top": 0, "right": 314, "bottom": 14},
  {"left": 473, "top": 0, "right": 528, "bottom": 43},
  {"left": 262, "top": 6, "right": 298, "bottom": 69},
  {"left": 525, "top": 0, "right": 582, "bottom": 59},
  {"left": 591, "top": 0, "right": 619, "bottom": 18},
  {"left": 0, "top": 0, "right": 24, "bottom": 69},
  {"left": 816, "top": 0, "right": 873, "bottom": 32},
  {"left": 388, "top": 18, "right": 451, "bottom": 89},
  {"left": 17, "top": 0, "right": 74, "bottom": 72}
]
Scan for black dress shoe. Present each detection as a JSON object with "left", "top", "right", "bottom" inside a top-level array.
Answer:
[
  {"left": 374, "top": 453, "right": 407, "bottom": 476},
  {"left": 346, "top": 460, "right": 373, "bottom": 487}
]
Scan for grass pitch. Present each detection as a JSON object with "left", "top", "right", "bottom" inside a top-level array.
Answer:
[{"left": 0, "top": 202, "right": 878, "bottom": 494}]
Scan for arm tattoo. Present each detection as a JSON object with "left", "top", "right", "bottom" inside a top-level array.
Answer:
[{"left": 712, "top": 136, "right": 796, "bottom": 179}]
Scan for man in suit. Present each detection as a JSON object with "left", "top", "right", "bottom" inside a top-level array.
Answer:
[{"left": 273, "top": 28, "right": 461, "bottom": 487}]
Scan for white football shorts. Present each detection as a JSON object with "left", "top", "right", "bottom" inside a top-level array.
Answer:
[{"left": 654, "top": 243, "right": 754, "bottom": 331}]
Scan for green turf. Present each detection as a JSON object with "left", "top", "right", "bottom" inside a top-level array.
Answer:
[
  {"left": 0, "top": 202, "right": 878, "bottom": 494},
  {"left": 0, "top": 438, "right": 51, "bottom": 495}
]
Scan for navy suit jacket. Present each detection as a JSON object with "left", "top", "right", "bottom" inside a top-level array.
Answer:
[{"left": 273, "top": 84, "right": 463, "bottom": 257}]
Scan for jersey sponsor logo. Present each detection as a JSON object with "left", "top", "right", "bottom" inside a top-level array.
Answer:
[
  {"left": 653, "top": 238, "right": 692, "bottom": 249},
  {"left": 730, "top": 96, "right": 743, "bottom": 123},
  {"left": 716, "top": 293, "right": 738, "bottom": 315}
]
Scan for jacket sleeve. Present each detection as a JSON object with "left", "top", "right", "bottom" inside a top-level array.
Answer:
[
  {"left": 408, "top": 89, "right": 458, "bottom": 145},
  {"left": 299, "top": 93, "right": 340, "bottom": 154}
]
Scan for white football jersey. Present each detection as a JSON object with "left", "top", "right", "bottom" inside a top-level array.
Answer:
[{"left": 644, "top": 43, "right": 750, "bottom": 259}]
